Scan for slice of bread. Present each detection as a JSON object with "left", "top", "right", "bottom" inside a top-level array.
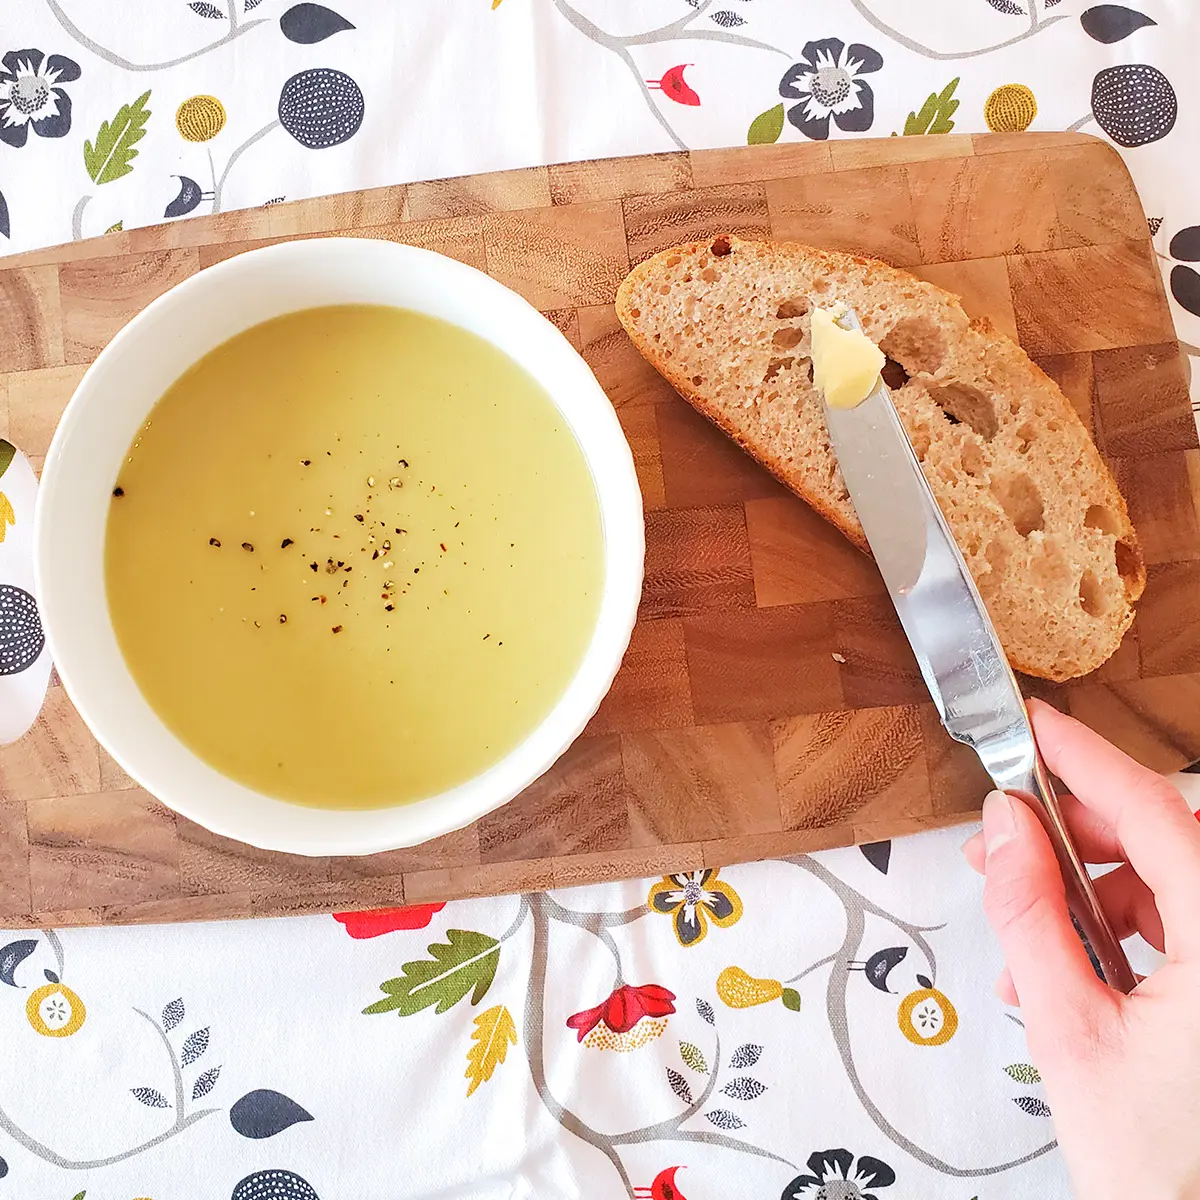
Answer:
[{"left": 616, "top": 236, "right": 1145, "bottom": 682}]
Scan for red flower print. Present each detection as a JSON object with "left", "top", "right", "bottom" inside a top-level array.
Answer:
[
  {"left": 646, "top": 64, "right": 700, "bottom": 106},
  {"left": 333, "top": 903, "right": 445, "bottom": 938},
  {"left": 567, "top": 983, "right": 676, "bottom": 1042},
  {"left": 635, "top": 1166, "right": 688, "bottom": 1200}
]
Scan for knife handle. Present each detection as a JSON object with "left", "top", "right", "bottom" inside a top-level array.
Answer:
[{"left": 1004, "top": 756, "right": 1139, "bottom": 995}]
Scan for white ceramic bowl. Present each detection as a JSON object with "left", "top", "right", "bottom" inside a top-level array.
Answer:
[{"left": 35, "top": 238, "right": 644, "bottom": 856}]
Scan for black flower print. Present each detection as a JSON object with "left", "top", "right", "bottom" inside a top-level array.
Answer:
[
  {"left": 0, "top": 49, "right": 80, "bottom": 148},
  {"left": 278, "top": 67, "right": 364, "bottom": 149},
  {"left": 1166, "top": 225, "right": 1200, "bottom": 318},
  {"left": 779, "top": 39, "right": 882, "bottom": 140},
  {"left": 1091, "top": 63, "right": 1177, "bottom": 148},
  {"left": 781, "top": 1149, "right": 896, "bottom": 1200}
]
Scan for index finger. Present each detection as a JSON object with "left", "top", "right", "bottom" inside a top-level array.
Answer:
[{"left": 1030, "top": 700, "right": 1200, "bottom": 957}]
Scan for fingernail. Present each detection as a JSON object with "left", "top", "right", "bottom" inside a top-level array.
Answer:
[{"left": 982, "top": 790, "right": 1017, "bottom": 856}]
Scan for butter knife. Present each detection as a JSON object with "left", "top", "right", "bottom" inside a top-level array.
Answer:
[{"left": 821, "top": 307, "right": 1137, "bottom": 994}]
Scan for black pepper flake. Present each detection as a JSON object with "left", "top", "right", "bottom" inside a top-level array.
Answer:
[
  {"left": 209, "top": 537, "right": 221, "bottom": 548},
  {"left": 332, "top": 625, "right": 343, "bottom": 633},
  {"left": 395, "top": 528, "right": 405, "bottom": 535},
  {"left": 302, "top": 459, "right": 311, "bottom": 466},
  {"left": 112, "top": 486, "right": 125, "bottom": 497},
  {"left": 278, "top": 614, "right": 287, "bottom": 624},
  {"left": 454, "top": 522, "right": 460, "bottom": 528},
  {"left": 385, "top": 604, "right": 395, "bottom": 612},
  {"left": 310, "top": 562, "right": 318, "bottom": 572},
  {"left": 242, "top": 542, "right": 254, "bottom": 552},
  {"left": 254, "top": 621, "right": 261, "bottom": 628},
  {"left": 413, "top": 567, "right": 420, "bottom": 574},
  {"left": 372, "top": 550, "right": 379, "bottom": 560},
  {"left": 398, "top": 459, "right": 408, "bottom": 467},
  {"left": 483, "top": 633, "right": 490, "bottom": 640},
  {"left": 354, "top": 514, "right": 364, "bottom": 523},
  {"left": 439, "top": 543, "right": 446, "bottom": 552},
  {"left": 281, "top": 538, "right": 294, "bottom": 549}
]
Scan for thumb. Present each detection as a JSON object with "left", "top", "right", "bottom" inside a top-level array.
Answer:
[{"left": 980, "top": 790, "right": 1115, "bottom": 1045}]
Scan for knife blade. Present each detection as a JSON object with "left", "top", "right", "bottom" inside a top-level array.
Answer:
[{"left": 821, "top": 307, "right": 1136, "bottom": 993}]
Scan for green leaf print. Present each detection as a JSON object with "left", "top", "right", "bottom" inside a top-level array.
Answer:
[
  {"left": 1004, "top": 1062, "right": 1042, "bottom": 1084},
  {"left": 747, "top": 103, "right": 785, "bottom": 146},
  {"left": 679, "top": 1040, "right": 708, "bottom": 1074},
  {"left": 364, "top": 929, "right": 500, "bottom": 1016},
  {"left": 84, "top": 91, "right": 152, "bottom": 186},
  {"left": 903, "top": 78, "right": 960, "bottom": 136}
]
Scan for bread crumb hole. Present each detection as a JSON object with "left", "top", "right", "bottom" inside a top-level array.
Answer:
[
  {"left": 1085, "top": 504, "right": 1122, "bottom": 536},
  {"left": 665, "top": 254, "right": 681, "bottom": 267},
  {"left": 658, "top": 284, "right": 671, "bottom": 295},
  {"left": 700, "top": 267, "right": 718, "bottom": 283},
  {"left": 710, "top": 236, "right": 732, "bottom": 257},
  {"left": 979, "top": 539, "right": 1008, "bottom": 593},
  {"left": 880, "top": 317, "right": 947, "bottom": 377},
  {"left": 1015, "top": 423, "right": 1036, "bottom": 453},
  {"left": 763, "top": 356, "right": 794, "bottom": 383},
  {"left": 1115, "top": 539, "right": 1141, "bottom": 593},
  {"left": 881, "top": 358, "right": 909, "bottom": 390},
  {"left": 804, "top": 358, "right": 814, "bottom": 383},
  {"left": 1079, "top": 570, "right": 1107, "bottom": 617},
  {"left": 776, "top": 298, "right": 809, "bottom": 320},
  {"left": 910, "top": 427, "right": 931, "bottom": 460},
  {"left": 628, "top": 307, "right": 641, "bottom": 319},
  {"left": 692, "top": 375, "right": 704, "bottom": 387},
  {"left": 773, "top": 326, "right": 804, "bottom": 350},
  {"left": 811, "top": 277, "right": 830, "bottom": 294},
  {"left": 960, "top": 440, "right": 986, "bottom": 477},
  {"left": 928, "top": 381, "right": 998, "bottom": 440},
  {"left": 992, "top": 472, "right": 1044, "bottom": 536}
]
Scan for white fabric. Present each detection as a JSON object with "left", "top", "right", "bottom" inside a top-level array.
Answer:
[{"left": 1, "top": 3, "right": 1197, "bottom": 1197}]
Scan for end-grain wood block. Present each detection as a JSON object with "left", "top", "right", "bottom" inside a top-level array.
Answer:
[
  {"left": 60, "top": 249, "right": 200, "bottom": 364},
  {"left": 178, "top": 818, "right": 331, "bottom": 896},
  {"left": 0, "top": 687, "right": 100, "bottom": 803},
  {"left": 657, "top": 399, "right": 787, "bottom": 508},
  {"left": 911, "top": 257, "right": 1017, "bottom": 341},
  {"left": 1069, "top": 673, "right": 1200, "bottom": 773},
  {"left": 1094, "top": 341, "right": 1197, "bottom": 457},
  {"left": 481, "top": 201, "right": 628, "bottom": 309},
  {"left": 745, "top": 495, "right": 884, "bottom": 607},
  {"left": 1007, "top": 241, "right": 1171, "bottom": 356},
  {"left": 406, "top": 166, "right": 551, "bottom": 221},
  {"left": 623, "top": 183, "right": 770, "bottom": 265},
  {"left": 773, "top": 706, "right": 929, "bottom": 830},
  {"left": 765, "top": 164, "right": 921, "bottom": 266},
  {"left": 1, "top": 133, "right": 1195, "bottom": 926},
  {"left": 684, "top": 604, "right": 843, "bottom": 724},
  {"left": 578, "top": 303, "right": 681, "bottom": 408},
  {"left": 478, "top": 735, "right": 629, "bottom": 863},
  {"left": 623, "top": 722, "right": 780, "bottom": 846},
  {"left": 907, "top": 153, "right": 1068, "bottom": 263},
  {"left": 585, "top": 618, "right": 694, "bottom": 736},
  {"left": 1138, "top": 562, "right": 1200, "bottom": 676},
  {"left": 550, "top": 153, "right": 691, "bottom": 205},
  {"left": 27, "top": 788, "right": 179, "bottom": 910},
  {"left": 615, "top": 403, "right": 665, "bottom": 510},
  {"left": 641, "top": 504, "right": 754, "bottom": 620},
  {"left": 5, "top": 363, "right": 88, "bottom": 459},
  {"left": 1034, "top": 351, "right": 1096, "bottom": 439},
  {"left": 832, "top": 597, "right": 927, "bottom": 708},
  {"left": 0, "top": 265, "right": 63, "bottom": 372}
]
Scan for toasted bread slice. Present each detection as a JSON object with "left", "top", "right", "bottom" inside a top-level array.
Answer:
[{"left": 616, "top": 236, "right": 1145, "bottom": 682}]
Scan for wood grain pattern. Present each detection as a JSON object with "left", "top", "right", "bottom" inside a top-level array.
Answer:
[{"left": 1, "top": 132, "right": 1197, "bottom": 926}]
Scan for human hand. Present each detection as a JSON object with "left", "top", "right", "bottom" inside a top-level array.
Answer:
[{"left": 962, "top": 699, "right": 1200, "bottom": 1199}]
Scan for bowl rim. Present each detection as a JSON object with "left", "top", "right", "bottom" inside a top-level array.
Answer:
[{"left": 34, "top": 236, "right": 644, "bottom": 856}]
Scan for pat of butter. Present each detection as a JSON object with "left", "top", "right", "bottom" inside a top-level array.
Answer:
[{"left": 810, "top": 305, "right": 885, "bottom": 410}]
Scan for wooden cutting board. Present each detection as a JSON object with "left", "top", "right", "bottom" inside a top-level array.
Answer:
[{"left": 1, "top": 131, "right": 1198, "bottom": 928}]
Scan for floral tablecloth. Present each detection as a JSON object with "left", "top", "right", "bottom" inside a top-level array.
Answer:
[{"left": 1, "top": 2, "right": 1198, "bottom": 1198}]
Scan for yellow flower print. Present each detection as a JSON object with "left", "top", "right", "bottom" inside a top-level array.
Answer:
[
  {"left": 0, "top": 492, "right": 14, "bottom": 543},
  {"left": 985, "top": 84, "right": 1037, "bottom": 134},
  {"left": 897, "top": 983, "right": 958, "bottom": 1046},
  {"left": 26, "top": 981, "right": 86, "bottom": 1037},
  {"left": 648, "top": 869, "right": 742, "bottom": 947},
  {"left": 176, "top": 94, "right": 226, "bottom": 142}
]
